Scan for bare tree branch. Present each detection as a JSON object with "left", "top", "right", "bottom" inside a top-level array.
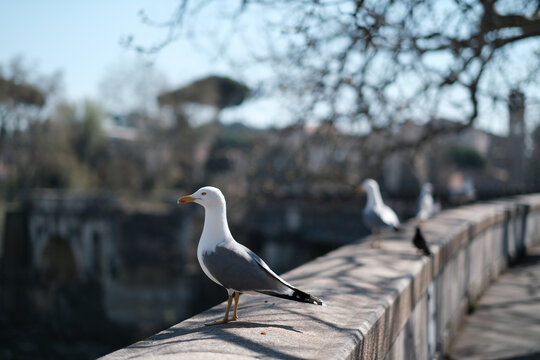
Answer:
[{"left": 129, "top": 0, "right": 540, "bottom": 149}]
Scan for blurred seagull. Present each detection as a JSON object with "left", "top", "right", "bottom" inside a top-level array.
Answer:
[
  {"left": 358, "top": 179, "right": 400, "bottom": 247},
  {"left": 415, "top": 182, "right": 437, "bottom": 221},
  {"left": 412, "top": 226, "right": 432, "bottom": 256},
  {"left": 178, "top": 186, "right": 324, "bottom": 326}
]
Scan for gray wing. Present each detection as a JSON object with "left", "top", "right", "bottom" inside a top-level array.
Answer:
[
  {"left": 362, "top": 208, "right": 390, "bottom": 231},
  {"left": 416, "top": 193, "right": 434, "bottom": 220},
  {"left": 363, "top": 208, "right": 384, "bottom": 231},
  {"left": 202, "top": 241, "right": 292, "bottom": 294}
]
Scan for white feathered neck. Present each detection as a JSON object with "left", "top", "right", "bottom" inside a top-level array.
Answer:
[
  {"left": 366, "top": 185, "right": 384, "bottom": 209},
  {"left": 199, "top": 196, "right": 233, "bottom": 252}
]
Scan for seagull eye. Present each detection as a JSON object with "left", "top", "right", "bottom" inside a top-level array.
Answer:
[{"left": 201, "top": 192, "right": 207, "bottom": 196}]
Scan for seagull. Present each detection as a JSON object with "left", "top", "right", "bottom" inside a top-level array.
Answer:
[
  {"left": 412, "top": 226, "right": 431, "bottom": 256},
  {"left": 178, "top": 186, "right": 324, "bottom": 326},
  {"left": 358, "top": 179, "right": 400, "bottom": 247},
  {"left": 415, "top": 182, "right": 436, "bottom": 221}
]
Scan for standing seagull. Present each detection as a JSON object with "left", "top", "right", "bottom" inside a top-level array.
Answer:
[
  {"left": 412, "top": 226, "right": 432, "bottom": 256},
  {"left": 415, "top": 182, "right": 437, "bottom": 221},
  {"left": 178, "top": 186, "right": 324, "bottom": 326},
  {"left": 359, "top": 179, "right": 400, "bottom": 247}
]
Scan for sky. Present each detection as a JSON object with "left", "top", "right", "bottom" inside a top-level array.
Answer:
[
  {"left": 0, "top": 1, "right": 538, "bottom": 134},
  {"left": 0, "top": 0, "right": 291, "bottom": 127},
  {"left": 1, "top": 1, "right": 180, "bottom": 98}
]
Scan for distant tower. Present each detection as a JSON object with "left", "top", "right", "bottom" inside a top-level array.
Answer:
[{"left": 508, "top": 89, "right": 526, "bottom": 190}]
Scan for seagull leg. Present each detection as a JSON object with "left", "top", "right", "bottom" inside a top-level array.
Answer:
[
  {"left": 371, "top": 231, "right": 381, "bottom": 248},
  {"left": 205, "top": 294, "right": 233, "bottom": 326},
  {"left": 230, "top": 292, "right": 240, "bottom": 321}
]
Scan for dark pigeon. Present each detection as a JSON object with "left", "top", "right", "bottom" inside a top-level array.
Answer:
[{"left": 412, "top": 226, "right": 432, "bottom": 256}]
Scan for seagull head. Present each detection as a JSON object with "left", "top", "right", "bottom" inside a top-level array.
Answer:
[
  {"left": 360, "top": 178, "right": 380, "bottom": 195},
  {"left": 421, "top": 182, "right": 433, "bottom": 194},
  {"left": 177, "top": 186, "right": 226, "bottom": 209}
]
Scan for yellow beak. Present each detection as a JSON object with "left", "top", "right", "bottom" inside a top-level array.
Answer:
[
  {"left": 355, "top": 186, "right": 365, "bottom": 194},
  {"left": 178, "top": 195, "right": 196, "bottom": 204}
]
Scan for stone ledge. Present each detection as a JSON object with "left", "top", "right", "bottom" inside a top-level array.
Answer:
[{"left": 101, "top": 194, "right": 540, "bottom": 360}]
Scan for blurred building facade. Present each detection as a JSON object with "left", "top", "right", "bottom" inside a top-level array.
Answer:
[{"left": 381, "top": 90, "right": 531, "bottom": 201}]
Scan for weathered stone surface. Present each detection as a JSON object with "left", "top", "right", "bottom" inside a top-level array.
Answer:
[
  {"left": 101, "top": 195, "right": 540, "bottom": 360},
  {"left": 450, "top": 245, "right": 540, "bottom": 359}
]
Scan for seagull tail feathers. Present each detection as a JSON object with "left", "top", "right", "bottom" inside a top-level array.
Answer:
[{"left": 260, "top": 288, "right": 324, "bottom": 306}]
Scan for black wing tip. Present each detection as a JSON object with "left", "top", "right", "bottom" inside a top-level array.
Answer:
[
  {"left": 306, "top": 294, "right": 325, "bottom": 306},
  {"left": 261, "top": 288, "right": 325, "bottom": 306},
  {"left": 291, "top": 289, "right": 325, "bottom": 305}
]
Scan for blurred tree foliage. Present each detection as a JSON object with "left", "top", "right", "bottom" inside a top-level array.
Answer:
[
  {"left": 3, "top": 101, "right": 203, "bottom": 193},
  {"left": 28, "top": 103, "right": 93, "bottom": 188},
  {"left": 446, "top": 144, "right": 486, "bottom": 170},
  {"left": 158, "top": 76, "right": 250, "bottom": 110},
  {"left": 0, "top": 69, "right": 254, "bottom": 195},
  {"left": 0, "top": 76, "right": 45, "bottom": 106},
  {"left": 77, "top": 101, "right": 106, "bottom": 167},
  {"left": 13, "top": 101, "right": 104, "bottom": 190},
  {"left": 0, "top": 57, "right": 201, "bottom": 195},
  {"left": 156, "top": 75, "right": 252, "bottom": 184},
  {"left": 0, "top": 57, "right": 60, "bottom": 140}
]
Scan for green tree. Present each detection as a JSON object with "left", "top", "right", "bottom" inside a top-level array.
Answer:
[
  {"left": 25, "top": 102, "right": 99, "bottom": 189},
  {"left": 157, "top": 75, "right": 251, "bottom": 184},
  {"left": 0, "top": 57, "right": 62, "bottom": 193},
  {"left": 447, "top": 144, "right": 486, "bottom": 170},
  {"left": 77, "top": 100, "right": 106, "bottom": 167}
]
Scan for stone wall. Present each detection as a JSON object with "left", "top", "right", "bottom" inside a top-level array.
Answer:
[
  {"left": 101, "top": 194, "right": 540, "bottom": 360},
  {"left": 0, "top": 193, "right": 197, "bottom": 345},
  {"left": 0, "top": 191, "right": 368, "bottom": 351}
]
